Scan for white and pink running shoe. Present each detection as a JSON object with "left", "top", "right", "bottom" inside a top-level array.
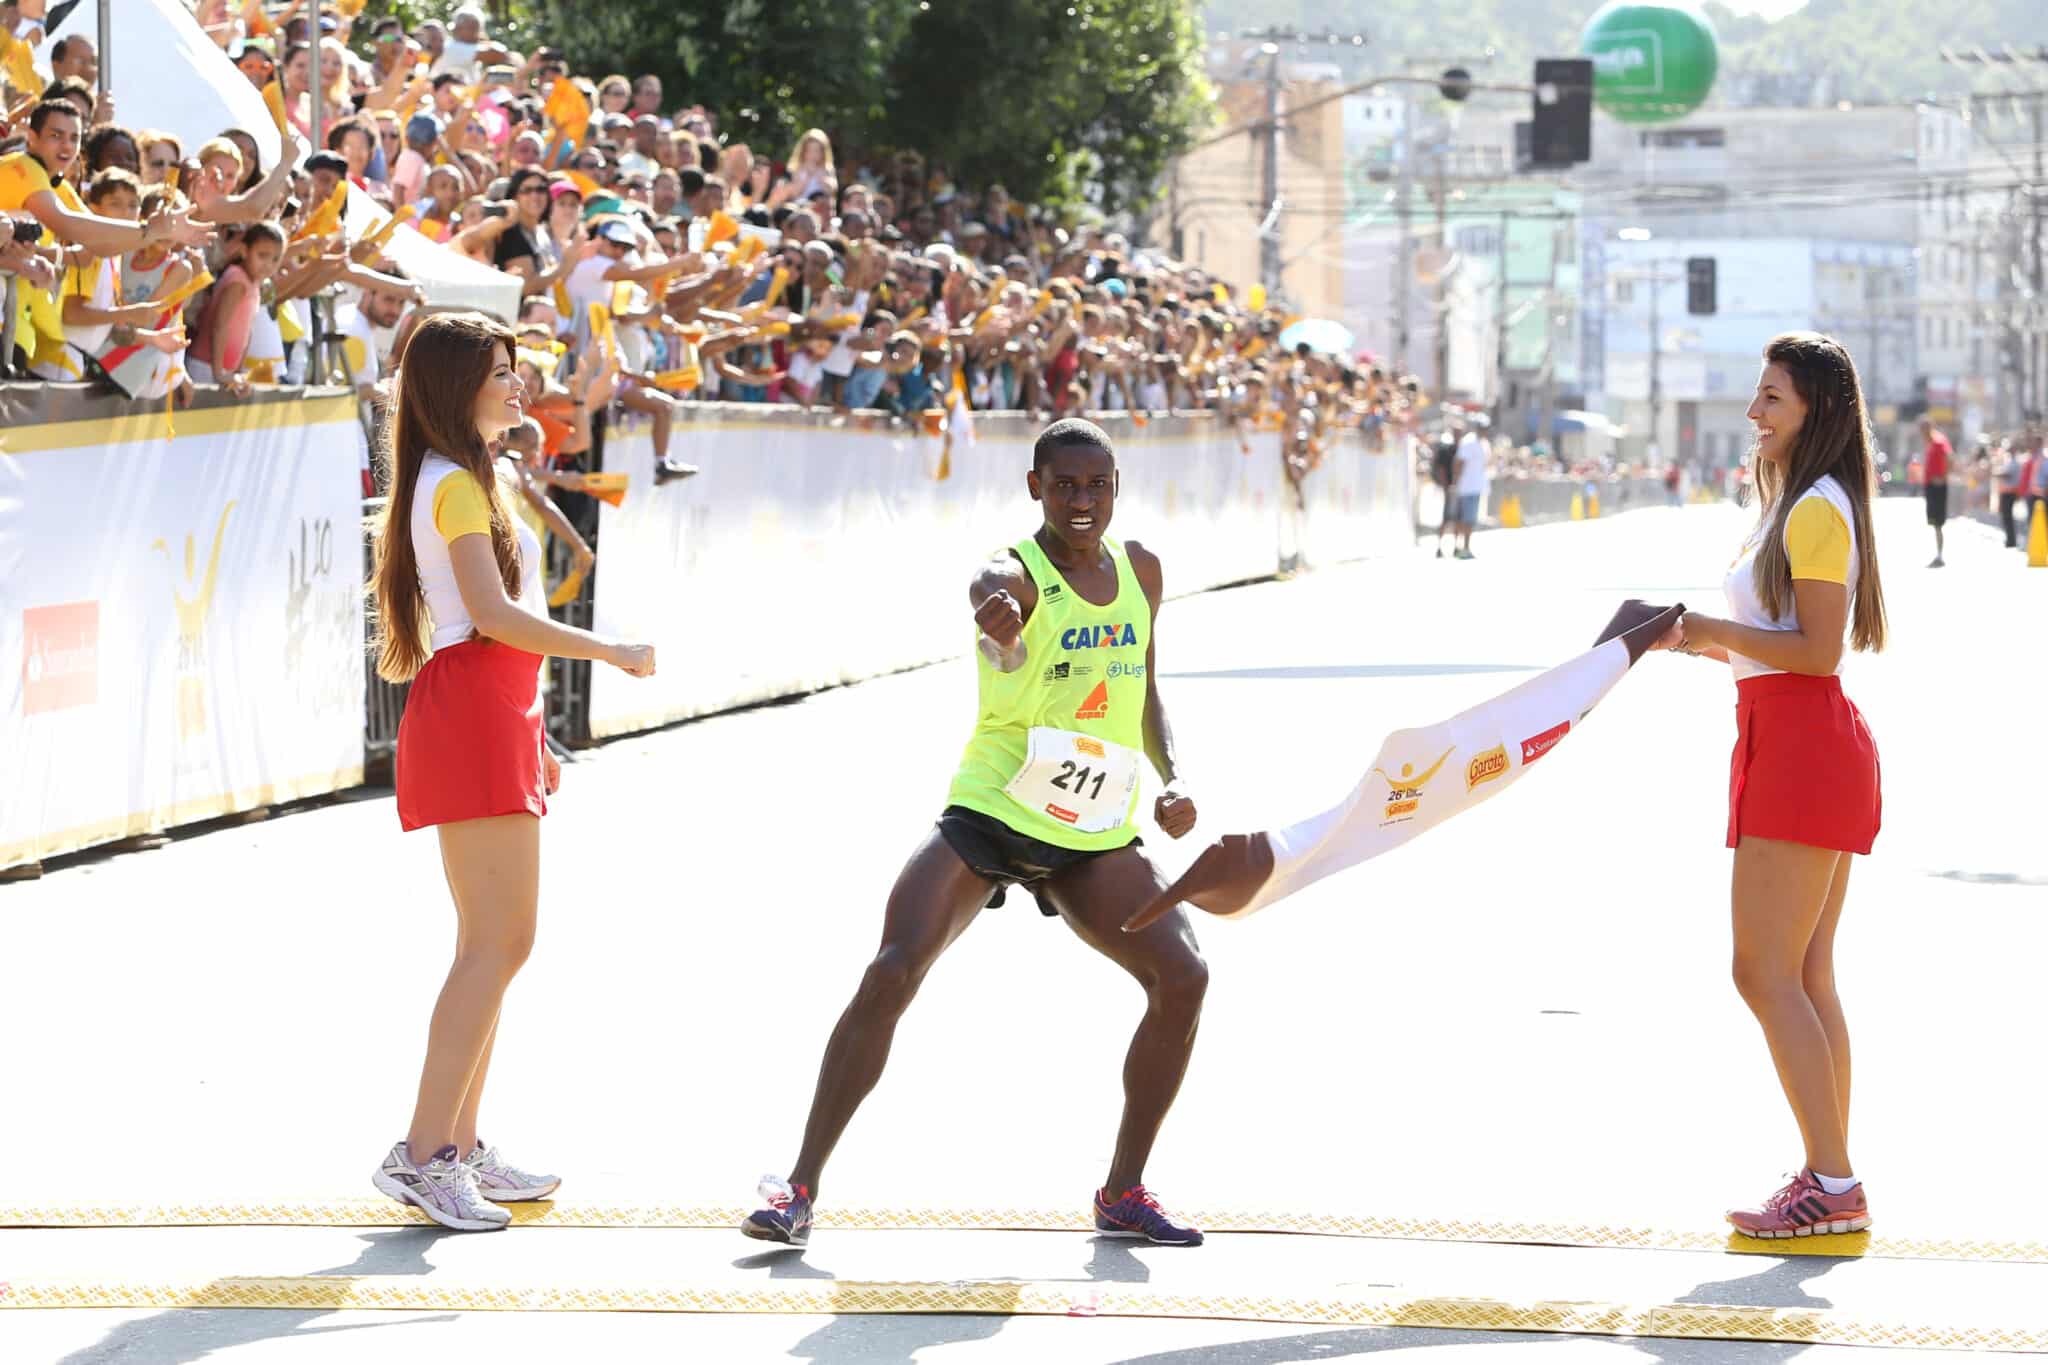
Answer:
[
  {"left": 464, "top": 1140, "right": 560, "bottom": 1202},
  {"left": 371, "top": 1141, "right": 511, "bottom": 1231}
]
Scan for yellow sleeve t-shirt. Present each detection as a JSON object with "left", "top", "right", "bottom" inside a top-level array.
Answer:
[
  {"left": 1784, "top": 495, "right": 1851, "bottom": 585},
  {"left": 0, "top": 153, "right": 75, "bottom": 364},
  {"left": 0, "top": 150, "right": 52, "bottom": 212},
  {"left": 1720, "top": 475, "right": 1860, "bottom": 681},
  {"left": 408, "top": 455, "right": 547, "bottom": 653},
  {"left": 432, "top": 470, "right": 494, "bottom": 541}
]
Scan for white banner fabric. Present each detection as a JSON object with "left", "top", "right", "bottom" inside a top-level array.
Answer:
[
  {"left": 0, "top": 397, "right": 368, "bottom": 868},
  {"left": 588, "top": 410, "right": 1411, "bottom": 740},
  {"left": 56, "top": 0, "right": 287, "bottom": 173},
  {"left": 346, "top": 189, "right": 526, "bottom": 322}
]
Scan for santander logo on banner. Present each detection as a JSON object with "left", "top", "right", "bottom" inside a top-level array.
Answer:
[
  {"left": 1520, "top": 720, "right": 1571, "bottom": 766},
  {"left": 22, "top": 602, "right": 100, "bottom": 716}
]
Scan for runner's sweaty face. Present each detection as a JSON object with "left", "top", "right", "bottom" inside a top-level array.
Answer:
[{"left": 1030, "top": 443, "right": 1117, "bottom": 554}]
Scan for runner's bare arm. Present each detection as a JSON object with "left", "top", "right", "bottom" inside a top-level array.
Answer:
[
  {"left": 967, "top": 553, "right": 1038, "bottom": 673},
  {"left": 1126, "top": 541, "right": 1197, "bottom": 839}
]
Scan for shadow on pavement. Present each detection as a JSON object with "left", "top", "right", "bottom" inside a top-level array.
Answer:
[
  {"left": 1629, "top": 1252, "right": 1849, "bottom": 1365},
  {"left": 1926, "top": 869, "right": 2048, "bottom": 887},
  {"left": 1110, "top": 1325, "right": 1564, "bottom": 1362},
  {"left": 56, "top": 1228, "right": 457, "bottom": 1365},
  {"left": 727, "top": 1232, "right": 1164, "bottom": 1362}
]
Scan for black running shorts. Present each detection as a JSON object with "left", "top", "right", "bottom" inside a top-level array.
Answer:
[
  {"left": 1925, "top": 483, "right": 1948, "bottom": 526},
  {"left": 936, "top": 805, "right": 1138, "bottom": 917}
]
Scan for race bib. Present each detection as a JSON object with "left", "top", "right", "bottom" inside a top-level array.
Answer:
[{"left": 1003, "top": 727, "right": 1141, "bottom": 835}]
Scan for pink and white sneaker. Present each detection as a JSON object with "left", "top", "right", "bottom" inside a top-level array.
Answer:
[
  {"left": 463, "top": 1140, "right": 560, "bottom": 1202},
  {"left": 1727, "top": 1168, "right": 1870, "bottom": 1239}
]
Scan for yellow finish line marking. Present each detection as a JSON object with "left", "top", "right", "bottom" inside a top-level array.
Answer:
[
  {"left": 1, "top": 1277, "right": 2041, "bottom": 1351},
  {"left": 2, "top": 1203, "right": 2041, "bottom": 1264}
]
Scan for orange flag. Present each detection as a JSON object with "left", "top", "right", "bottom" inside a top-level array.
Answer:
[{"left": 543, "top": 78, "right": 591, "bottom": 158}]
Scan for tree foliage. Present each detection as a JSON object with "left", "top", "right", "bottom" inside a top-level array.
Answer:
[
  {"left": 879, "top": 0, "right": 1213, "bottom": 211},
  {"left": 522, "top": 0, "right": 920, "bottom": 152},
  {"left": 502, "top": 0, "right": 1208, "bottom": 210}
]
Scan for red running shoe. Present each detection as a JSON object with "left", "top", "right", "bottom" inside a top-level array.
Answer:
[{"left": 1727, "top": 1169, "right": 1871, "bottom": 1239}]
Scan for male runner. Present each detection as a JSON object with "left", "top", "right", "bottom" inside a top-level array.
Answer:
[{"left": 742, "top": 418, "right": 1209, "bottom": 1248}]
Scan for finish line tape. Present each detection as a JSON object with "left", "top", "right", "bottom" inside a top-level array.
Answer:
[
  {"left": 2, "top": 1277, "right": 2042, "bottom": 1351},
  {"left": 3, "top": 1203, "right": 2044, "bottom": 1264}
]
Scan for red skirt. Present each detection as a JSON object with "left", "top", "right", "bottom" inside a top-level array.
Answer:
[
  {"left": 1727, "top": 672, "right": 1880, "bottom": 854},
  {"left": 395, "top": 639, "right": 547, "bottom": 831}
]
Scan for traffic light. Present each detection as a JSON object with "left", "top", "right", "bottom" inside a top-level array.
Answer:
[
  {"left": 1686, "top": 256, "right": 1717, "bottom": 315},
  {"left": 1439, "top": 67, "right": 1473, "bottom": 102},
  {"left": 1529, "top": 58, "right": 1592, "bottom": 166}
]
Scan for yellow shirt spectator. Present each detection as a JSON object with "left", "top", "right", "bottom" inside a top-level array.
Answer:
[{"left": 0, "top": 152, "right": 82, "bottom": 365}]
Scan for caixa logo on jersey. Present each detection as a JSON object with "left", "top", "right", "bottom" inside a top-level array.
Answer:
[{"left": 1059, "top": 623, "right": 1138, "bottom": 651}]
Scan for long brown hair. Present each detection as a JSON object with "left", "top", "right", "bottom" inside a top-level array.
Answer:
[
  {"left": 369, "top": 312, "right": 525, "bottom": 682},
  {"left": 1748, "top": 331, "right": 1888, "bottom": 653}
]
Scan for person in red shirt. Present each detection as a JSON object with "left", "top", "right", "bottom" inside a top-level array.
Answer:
[{"left": 1919, "top": 418, "right": 1952, "bottom": 567}]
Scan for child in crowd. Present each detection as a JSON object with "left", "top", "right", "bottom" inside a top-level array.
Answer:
[
  {"left": 30, "top": 169, "right": 184, "bottom": 384},
  {"left": 389, "top": 113, "right": 438, "bottom": 208},
  {"left": 189, "top": 220, "right": 285, "bottom": 388},
  {"left": 109, "top": 180, "right": 198, "bottom": 399}
]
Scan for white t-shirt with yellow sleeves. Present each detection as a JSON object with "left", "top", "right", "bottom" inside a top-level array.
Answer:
[
  {"left": 1721, "top": 474, "right": 1858, "bottom": 682},
  {"left": 411, "top": 454, "right": 547, "bottom": 653}
]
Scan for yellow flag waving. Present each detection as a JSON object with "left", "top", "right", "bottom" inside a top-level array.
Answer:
[{"left": 0, "top": 29, "right": 44, "bottom": 99}]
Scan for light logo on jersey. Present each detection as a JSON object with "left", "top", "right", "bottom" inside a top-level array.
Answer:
[{"left": 1060, "top": 623, "right": 1138, "bottom": 651}]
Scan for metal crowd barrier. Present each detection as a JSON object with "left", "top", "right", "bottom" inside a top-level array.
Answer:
[{"left": 360, "top": 498, "right": 408, "bottom": 771}]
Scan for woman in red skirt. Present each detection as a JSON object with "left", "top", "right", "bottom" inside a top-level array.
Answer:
[
  {"left": 368, "top": 313, "right": 656, "bottom": 1230},
  {"left": 1660, "top": 332, "right": 1889, "bottom": 1238}
]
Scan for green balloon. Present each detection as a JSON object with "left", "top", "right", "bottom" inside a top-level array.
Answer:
[{"left": 1579, "top": 1, "right": 1719, "bottom": 124}]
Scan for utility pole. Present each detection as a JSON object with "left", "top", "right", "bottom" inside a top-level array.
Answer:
[
  {"left": 1261, "top": 41, "right": 1281, "bottom": 299},
  {"left": 1493, "top": 211, "right": 1510, "bottom": 433},
  {"left": 1236, "top": 26, "right": 1370, "bottom": 308},
  {"left": 1942, "top": 46, "right": 2048, "bottom": 418},
  {"left": 96, "top": 0, "right": 110, "bottom": 106},
  {"left": 2034, "top": 93, "right": 2044, "bottom": 417},
  {"left": 1391, "top": 49, "right": 1495, "bottom": 399},
  {"left": 1610, "top": 258, "right": 1685, "bottom": 466},
  {"left": 1539, "top": 223, "right": 1567, "bottom": 460},
  {"left": 308, "top": 45, "right": 327, "bottom": 385},
  {"left": 1648, "top": 265, "right": 1662, "bottom": 467},
  {"left": 1394, "top": 83, "right": 1415, "bottom": 378},
  {"left": 1434, "top": 148, "right": 1449, "bottom": 400}
]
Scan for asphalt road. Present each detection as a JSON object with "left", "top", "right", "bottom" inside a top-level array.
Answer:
[{"left": 4, "top": 496, "right": 2044, "bottom": 1364}]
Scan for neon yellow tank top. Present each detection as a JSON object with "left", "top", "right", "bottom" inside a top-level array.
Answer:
[{"left": 945, "top": 535, "right": 1152, "bottom": 851}]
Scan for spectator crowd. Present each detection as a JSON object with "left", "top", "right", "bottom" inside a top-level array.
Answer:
[{"left": 0, "top": 0, "right": 1432, "bottom": 501}]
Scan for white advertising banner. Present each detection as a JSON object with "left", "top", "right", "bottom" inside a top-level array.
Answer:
[
  {"left": 587, "top": 410, "right": 1408, "bottom": 740},
  {"left": 1, "top": 397, "right": 368, "bottom": 868},
  {"left": 1290, "top": 431, "right": 1416, "bottom": 572}
]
